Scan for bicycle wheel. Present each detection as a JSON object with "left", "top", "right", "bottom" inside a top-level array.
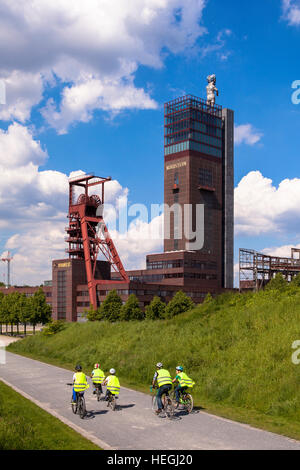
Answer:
[
  {"left": 79, "top": 396, "right": 87, "bottom": 419},
  {"left": 184, "top": 394, "right": 193, "bottom": 413},
  {"left": 71, "top": 400, "right": 78, "bottom": 414},
  {"left": 151, "top": 395, "right": 159, "bottom": 414},
  {"left": 97, "top": 388, "right": 101, "bottom": 402},
  {"left": 111, "top": 396, "right": 116, "bottom": 411},
  {"left": 169, "top": 390, "right": 176, "bottom": 405},
  {"left": 164, "top": 396, "right": 175, "bottom": 419}
]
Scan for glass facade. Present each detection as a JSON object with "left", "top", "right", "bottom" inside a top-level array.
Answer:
[
  {"left": 57, "top": 270, "right": 66, "bottom": 320},
  {"left": 164, "top": 94, "right": 222, "bottom": 158}
]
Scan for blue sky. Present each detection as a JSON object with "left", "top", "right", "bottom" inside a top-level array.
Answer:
[{"left": 0, "top": 0, "right": 300, "bottom": 285}]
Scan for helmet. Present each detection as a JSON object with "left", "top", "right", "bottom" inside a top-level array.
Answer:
[
  {"left": 110, "top": 368, "right": 116, "bottom": 375},
  {"left": 176, "top": 366, "right": 183, "bottom": 372},
  {"left": 75, "top": 364, "right": 82, "bottom": 371},
  {"left": 94, "top": 363, "right": 100, "bottom": 369},
  {"left": 156, "top": 362, "right": 163, "bottom": 369}
]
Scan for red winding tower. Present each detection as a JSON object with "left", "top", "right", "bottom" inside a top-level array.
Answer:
[{"left": 65, "top": 173, "right": 129, "bottom": 309}]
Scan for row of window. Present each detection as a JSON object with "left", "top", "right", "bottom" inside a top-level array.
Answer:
[
  {"left": 146, "top": 260, "right": 217, "bottom": 270},
  {"left": 191, "top": 131, "right": 221, "bottom": 149},
  {"left": 164, "top": 110, "right": 222, "bottom": 128},
  {"left": 165, "top": 120, "right": 222, "bottom": 138},
  {"left": 191, "top": 120, "right": 222, "bottom": 138},
  {"left": 190, "top": 141, "right": 222, "bottom": 158},
  {"left": 199, "top": 168, "right": 213, "bottom": 187},
  {"left": 165, "top": 140, "right": 222, "bottom": 158},
  {"left": 165, "top": 130, "right": 221, "bottom": 148},
  {"left": 147, "top": 260, "right": 183, "bottom": 270}
]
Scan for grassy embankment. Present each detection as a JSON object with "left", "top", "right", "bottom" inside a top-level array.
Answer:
[
  {"left": 0, "top": 380, "right": 100, "bottom": 450},
  {"left": 8, "top": 287, "right": 300, "bottom": 440}
]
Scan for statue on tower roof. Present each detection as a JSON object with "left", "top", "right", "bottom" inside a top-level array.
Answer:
[{"left": 206, "top": 74, "right": 218, "bottom": 107}]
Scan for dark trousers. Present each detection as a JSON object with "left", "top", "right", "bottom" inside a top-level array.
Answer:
[
  {"left": 93, "top": 383, "right": 103, "bottom": 394},
  {"left": 175, "top": 385, "right": 187, "bottom": 403},
  {"left": 157, "top": 384, "right": 172, "bottom": 409}
]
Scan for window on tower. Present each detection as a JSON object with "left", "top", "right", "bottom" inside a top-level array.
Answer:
[{"left": 199, "top": 168, "right": 213, "bottom": 188}]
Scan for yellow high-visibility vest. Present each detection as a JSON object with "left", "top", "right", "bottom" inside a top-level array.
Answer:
[
  {"left": 178, "top": 372, "right": 195, "bottom": 389},
  {"left": 73, "top": 372, "right": 89, "bottom": 392},
  {"left": 106, "top": 375, "right": 120, "bottom": 396},
  {"left": 157, "top": 369, "right": 172, "bottom": 387},
  {"left": 92, "top": 368, "right": 105, "bottom": 384}
]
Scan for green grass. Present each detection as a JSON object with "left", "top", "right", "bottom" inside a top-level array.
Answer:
[
  {"left": 0, "top": 380, "right": 100, "bottom": 450},
  {"left": 8, "top": 286, "right": 300, "bottom": 441}
]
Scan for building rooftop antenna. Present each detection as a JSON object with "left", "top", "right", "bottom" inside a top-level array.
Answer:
[{"left": 1, "top": 251, "right": 13, "bottom": 288}]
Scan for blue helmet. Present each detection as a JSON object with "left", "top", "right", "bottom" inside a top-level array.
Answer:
[{"left": 176, "top": 366, "right": 183, "bottom": 372}]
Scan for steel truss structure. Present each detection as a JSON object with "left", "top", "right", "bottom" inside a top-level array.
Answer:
[
  {"left": 239, "top": 248, "right": 300, "bottom": 291},
  {"left": 66, "top": 174, "right": 129, "bottom": 309}
]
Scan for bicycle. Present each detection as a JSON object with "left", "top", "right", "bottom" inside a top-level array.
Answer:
[
  {"left": 151, "top": 386, "right": 175, "bottom": 419},
  {"left": 93, "top": 383, "right": 103, "bottom": 402},
  {"left": 106, "top": 391, "right": 117, "bottom": 411},
  {"left": 170, "top": 387, "right": 194, "bottom": 414},
  {"left": 67, "top": 384, "right": 87, "bottom": 419}
]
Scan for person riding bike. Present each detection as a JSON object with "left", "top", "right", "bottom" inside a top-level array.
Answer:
[
  {"left": 152, "top": 362, "right": 172, "bottom": 415},
  {"left": 103, "top": 368, "right": 120, "bottom": 405},
  {"left": 90, "top": 363, "right": 105, "bottom": 395},
  {"left": 71, "top": 364, "right": 89, "bottom": 404},
  {"left": 172, "top": 366, "right": 195, "bottom": 408}
]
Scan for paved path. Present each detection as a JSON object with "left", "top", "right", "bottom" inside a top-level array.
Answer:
[{"left": 1, "top": 352, "right": 300, "bottom": 450}]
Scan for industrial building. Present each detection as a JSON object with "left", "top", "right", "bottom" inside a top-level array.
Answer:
[
  {"left": 0, "top": 87, "right": 236, "bottom": 321},
  {"left": 239, "top": 248, "right": 300, "bottom": 291}
]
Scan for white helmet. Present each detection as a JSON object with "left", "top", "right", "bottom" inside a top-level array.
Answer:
[
  {"left": 110, "top": 368, "right": 116, "bottom": 375},
  {"left": 156, "top": 362, "right": 163, "bottom": 368}
]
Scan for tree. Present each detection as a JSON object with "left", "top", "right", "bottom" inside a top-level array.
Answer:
[
  {"left": 0, "top": 292, "right": 6, "bottom": 334},
  {"left": 19, "top": 295, "right": 32, "bottom": 336},
  {"left": 30, "top": 288, "right": 52, "bottom": 333},
  {"left": 120, "top": 294, "right": 144, "bottom": 321},
  {"left": 98, "top": 290, "right": 122, "bottom": 322},
  {"left": 3, "top": 294, "right": 17, "bottom": 335},
  {"left": 145, "top": 296, "right": 166, "bottom": 320},
  {"left": 10, "top": 292, "right": 22, "bottom": 335},
  {"left": 291, "top": 273, "right": 300, "bottom": 288},
  {"left": 164, "top": 291, "right": 194, "bottom": 319},
  {"left": 265, "top": 273, "right": 288, "bottom": 292},
  {"left": 203, "top": 292, "right": 213, "bottom": 304},
  {"left": 86, "top": 305, "right": 99, "bottom": 322}
]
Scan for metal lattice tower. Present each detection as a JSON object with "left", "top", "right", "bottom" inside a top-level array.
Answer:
[{"left": 65, "top": 174, "right": 129, "bottom": 309}]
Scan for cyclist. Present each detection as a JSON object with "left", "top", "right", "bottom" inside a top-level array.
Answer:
[
  {"left": 152, "top": 362, "right": 172, "bottom": 415},
  {"left": 90, "top": 363, "right": 105, "bottom": 395},
  {"left": 172, "top": 366, "right": 195, "bottom": 408},
  {"left": 71, "top": 364, "right": 89, "bottom": 404},
  {"left": 103, "top": 368, "right": 120, "bottom": 405}
]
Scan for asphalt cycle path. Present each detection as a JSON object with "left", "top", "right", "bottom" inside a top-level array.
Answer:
[{"left": 1, "top": 351, "right": 300, "bottom": 450}]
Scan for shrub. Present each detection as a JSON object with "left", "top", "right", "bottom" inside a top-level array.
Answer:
[
  {"left": 86, "top": 306, "right": 99, "bottom": 322},
  {"left": 145, "top": 296, "right": 166, "bottom": 320},
  {"left": 98, "top": 290, "right": 122, "bottom": 322},
  {"left": 164, "top": 291, "right": 194, "bottom": 319},
  {"left": 120, "top": 294, "right": 144, "bottom": 321},
  {"left": 265, "top": 273, "right": 288, "bottom": 292},
  {"left": 203, "top": 293, "right": 213, "bottom": 304},
  {"left": 42, "top": 320, "right": 66, "bottom": 336}
]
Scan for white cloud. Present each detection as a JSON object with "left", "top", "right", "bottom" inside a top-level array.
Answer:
[
  {"left": 234, "top": 124, "right": 263, "bottom": 146},
  {"left": 262, "top": 243, "right": 300, "bottom": 258},
  {"left": 0, "top": 0, "right": 206, "bottom": 130},
  {"left": 41, "top": 77, "right": 157, "bottom": 134},
  {"left": 235, "top": 171, "right": 300, "bottom": 236},
  {"left": 0, "top": 71, "right": 44, "bottom": 123},
  {"left": 0, "top": 120, "right": 161, "bottom": 284},
  {"left": 282, "top": 0, "right": 300, "bottom": 26},
  {"left": 109, "top": 214, "right": 164, "bottom": 270}
]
